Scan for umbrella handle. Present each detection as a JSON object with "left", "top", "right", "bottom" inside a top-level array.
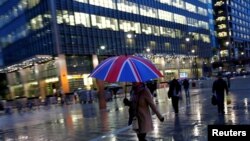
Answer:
[{"left": 124, "top": 82, "right": 127, "bottom": 98}]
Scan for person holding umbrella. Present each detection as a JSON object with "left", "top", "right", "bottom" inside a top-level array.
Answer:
[
  {"left": 89, "top": 55, "right": 165, "bottom": 140},
  {"left": 131, "top": 82, "right": 164, "bottom": 141}
]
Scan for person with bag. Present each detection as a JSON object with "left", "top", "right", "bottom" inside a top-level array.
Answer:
[
  {"left": 130, "top": 82, "right": 164, "bottom": 141},
  {"left": 168, "top": 78, "right": 182, "bottom": 114},
  {"left": 123, "top": 97, "right": 133, "bottom": 125},
  {"left": 212, "top": 73, "right": 229, "bottom": 115},
  {"left": 211, "top": 94, "right": 217, "bottom": 105}
]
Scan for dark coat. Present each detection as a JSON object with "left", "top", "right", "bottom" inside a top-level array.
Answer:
[
  {"left": 168, "top": 79, "right": 181, "bottom": 98},
  {"left": 212, "top": 78, "right": 228, "bottom": 95},
  {"left": 183, "top": 79, "right": 189, "bottom": 89},
  {"left": 212, "top": 78, "right": 229, "bottom": 100}
]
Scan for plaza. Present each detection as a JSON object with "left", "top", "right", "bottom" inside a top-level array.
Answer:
[{"left": 1, "top": 76, "right": 250, "bottom": 141}]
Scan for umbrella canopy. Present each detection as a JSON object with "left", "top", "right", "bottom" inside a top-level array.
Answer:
[{"left": 89, "top": 55, "right": 163, "bottom": 82}]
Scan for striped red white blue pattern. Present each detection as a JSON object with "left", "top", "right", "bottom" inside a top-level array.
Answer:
[{"left": 89, "top": 55, "right": 163, "bottom": 82}]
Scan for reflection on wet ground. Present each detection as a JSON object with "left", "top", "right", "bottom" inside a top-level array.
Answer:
[{"left": 1, "top": 87, "right": 250, "bottom": 141}]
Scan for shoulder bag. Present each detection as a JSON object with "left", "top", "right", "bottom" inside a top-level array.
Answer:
[
  {"left": 211, "top": 94, "right": 217, "bottom": 105},
  {"left": 132, "top": 94, "right": 141, "bottom": 131}
]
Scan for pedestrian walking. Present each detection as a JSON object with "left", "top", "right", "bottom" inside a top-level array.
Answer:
[
  {"left": 146, "top": 80, "right": 157, "bottom": 97},
  {"left": 226, "top": 75, "right": 231, "bottom": 89},
  {"left": 123, "top": 97, "right": 133, "bottom": 125},
  {"left": 58, "top": 88, "right": 65, "bottom": 105},
  {"left": 0, "top": 101, "right": 4, "bottom": 112},
  {"left": 182, "top": 78, "right": 190, "bottom": 98},
  {"left": 73, "top": 89, "right": 78, "bottom": 103},
  {"left": 130, "top": 82, "right": 164, "bottom": 141},
  {"left": 212, "top": 73, "right": 229, "bottom": 115},
  {"left": 168, "top": 78, "right": 182, "bottom": 114}
]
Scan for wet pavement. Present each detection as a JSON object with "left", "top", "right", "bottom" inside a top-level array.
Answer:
[{"left": 1, "top": 78, "right": 250, "bottom": 141}]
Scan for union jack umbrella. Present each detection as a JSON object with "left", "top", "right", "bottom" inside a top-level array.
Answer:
[{"left": 89, "top": 55, "right": 163, "bottom": 82}]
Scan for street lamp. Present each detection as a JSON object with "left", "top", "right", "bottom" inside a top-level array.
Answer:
[
  {"left": 97, "top": 45, "right": 106, "bottom": 55},
  {"left": 184, "top": 35, "right": 198, "bottom": 79},
  {"left": 125, "top": 32, "right": 137, "bottom": 54},
  {"left": 127, "top": 33, "right": 133, "bottom": 39},
  {"left": 185, "top": 37, "right": 191, "bottom": 42},
  {"left": 191, "top": 49, "right": 195, "bottom": 54},
  {"left": 100, "top": 45, "right": 106, "bottom": 50}
]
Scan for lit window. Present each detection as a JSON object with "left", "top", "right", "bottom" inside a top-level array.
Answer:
[
  {"left": 218, "top": 24, "right": 226, "bottom": 29},
  {"left": 187, "top": 18, "right": 198, "bottom": 27},
  {"left": 73, "top": 0, "right": 88, "bottom": 3},
  {"left": 160, "top": 27, "right": 175, "bottom": 38},
  {"left": 69, "top": 15, "right": 75, "bottom": 26},
  {"left": 158, "top": 0, "right": 172, "bottom": 5},
  {"left": 185, "top": 2, "right": 196, "bottom": 13},
  {"left": 199, "top": 0, "right": 207, "bottom": 4},
  {"left": 89, "top": 0, "right": 116, "bottom": 9},
  {"left": 119, "top": 20, "right": 141, "bottom": 33},
  {"left": 30, "top": 15, "right": 44, "bottom": 30},
  {"left": 27, "top": 0, "right": 40, "bottom": 9},
  {"left": 199, "top": 21, "right": 209, "bottom": 29},
  {"left": 158, "top": 10, "right": 173, "bottom": 22},
  {"left": 74, "top": 12, "right": 90, "bottom": 27},
  {"left": 141, "top": 24, "right": 159, "bottom": 36},
  {"left": 174, "top": 14, "right": 186, "bottom": 24},
  {"left": 198, "top": 7, "right": 207, "bottom": 16},
  {"left": 218, "top": 32, "right": 227, "bottom": 37},
  {"left": 173, "top": 0, "right": 185, "bottom": 9},
  {"left": 216, "top": 16, "right": 226, "bottom": 22},
  {"left": 164, "top": 42, "right": 171, "bottom": 48},
  {"left": 117, "top": 0, "right": 139, "bottom": 14},
  {"left": 200, "top": 34, "right": 210, "bottom": 43},
  {"left": 140, "top": 5, "right": 158, "bottom": 18},
  {"left": 214, "top": 1, "right": 224, "bottom": 6},
  {"left": 91, "top": 15, "right": 118, "bottom": 31}
]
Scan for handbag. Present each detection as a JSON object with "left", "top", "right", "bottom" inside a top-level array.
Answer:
[
  {"left": 168, "top": 90, "right": 172, "bottom": 99},
  {"left": 132, "top": 116, "right": 139, "bottom": 130},
  {"left": 211, "top": 94, "right": 217, "bottom": 105},
  {"left": 131, "top": 94, "right": 141, "bottom": 131},
  {"left": 226, "top": 95, "right": 231, "bottom": 105}
]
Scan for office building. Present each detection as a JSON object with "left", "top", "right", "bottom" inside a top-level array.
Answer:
[
  {"left": 0, "top": 0, "right": 213, "bottom": 98},
  {"left": 213, "top": 0, "right": 250, "bottom": 73}
]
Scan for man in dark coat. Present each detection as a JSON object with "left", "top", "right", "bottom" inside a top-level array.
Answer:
[
  {"left": 168, "top": 79, "right": 182, "bottom": 114},
  {"left": 212, "top": 73, "right": 229, "bottom": 115}
]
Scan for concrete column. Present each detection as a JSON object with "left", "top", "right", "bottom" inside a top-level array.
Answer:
[
  {"left": 176, "top": 58, "right": 180, "bottom": 78},
  {"left": 92, "top": 54, "right": 106, "bottom": 109},
  {"left": 19, "top": 69, "right": 28, "bottom": 97},
  {"left": 39, "top": 80, "right": 46, "bottom": 100},
  {"left": 6, "top": 73, "right": 15, "bottom": 99},
  {"left": 96, "top": 79, "right": 106, "bottom": 110},
  {"left": 35, "top": 64, "right": 46, "bottom": 99},
  {"left": 56, "top": 54, "right": 69, "bottom": 93}
]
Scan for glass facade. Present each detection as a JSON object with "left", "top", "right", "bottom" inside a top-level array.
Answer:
[
  {"left": 213, "top": 0, "right": 250, "bottom": 72},
  {"left": 0, "top": 0, "right": 214, "bottom": 98}
]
